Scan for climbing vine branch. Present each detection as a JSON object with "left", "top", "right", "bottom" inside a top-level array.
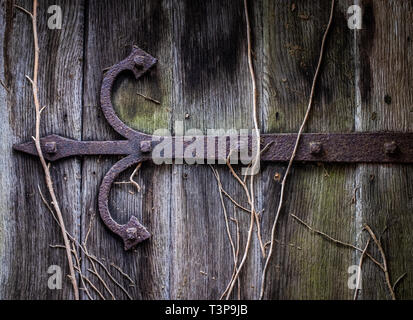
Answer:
[
  {"left": 259, "top": 0, "right": 335, "bottom": 300},
  {"left": 16, "top": 0, "right": 79, "bottom": 299}
]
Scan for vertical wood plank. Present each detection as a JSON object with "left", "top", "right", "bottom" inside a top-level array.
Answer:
[
  {"left": 1, "top": 0, "right": 411, "bottom": 300},
  {"left": 356, "top": 0, "right": 413, "bottom": 300},
  {"left": 81, "top": 0, "right": 174, "bottom": 299},
  {"left": 260, "top": 0, "right": 358, "bottom": 299},
  {"left": 82, "top": 0, "right": 266, "bottom": 300},
  {"left": 168, "top": 0, "right": 268, "bottom": 299},
  {"left": 0, "top": 0, "right": 84, "bottom": 299}
]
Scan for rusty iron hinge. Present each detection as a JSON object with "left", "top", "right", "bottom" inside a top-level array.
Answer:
[{"left": 13, "top": 47, "right": 413, "bottom": 250}]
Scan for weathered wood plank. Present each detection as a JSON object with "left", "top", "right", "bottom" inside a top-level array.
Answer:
[
  {"left": 0, "top": 0, "right": 84, "bottom": 299},
  {"left": 260, "top": 0, "right": 357, "bottom": 299},
  {"left": 356, "top": 0, "right": 413, "bottom": 300},
  {"left": 81, "top": 0, "right": 174, "bottom": 299},
  {"left": 168, "top": 0, "right": 267, "bottom": 299},
  {"left": 82, "top": 0, "right": 267, "bottom": 300},
  {"left": 1, "top": 0, "right": 412, "bottom": 300}
]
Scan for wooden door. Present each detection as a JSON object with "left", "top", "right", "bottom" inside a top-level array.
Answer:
[{"left": 0, "top": 0, "right": 412, "bottom": 299}]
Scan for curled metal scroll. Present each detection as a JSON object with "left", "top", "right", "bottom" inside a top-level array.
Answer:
[{"left": 98, "top": 47, "right": 156, "bottom": 250}]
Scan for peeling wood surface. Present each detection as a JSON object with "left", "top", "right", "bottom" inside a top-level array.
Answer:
[{"left": 0, "top": 0, "right": 412, "bottom": 300}]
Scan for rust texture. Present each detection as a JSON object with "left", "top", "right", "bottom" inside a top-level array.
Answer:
[
  {"left": 13, "top": 47, "right": 413, "bottom": 250},
  {"left": 260, "top": 132, "right": 413, "bottom": 163}
]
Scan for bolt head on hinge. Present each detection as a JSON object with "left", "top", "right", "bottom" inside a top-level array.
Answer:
[
  {"left": 384, "top": 141, "right": 398, "bottom": 155},
  {"left": 126, "top": 227, "right": 138, "bottom": 240},
  {"left": 140, "top": 140, "right": 152, "bottom": 153},
  {"left": 44, "top": 141, "right": 57, "bottom": 154},
  {"left": 310, "top": 142, "right": 323, "bottom": 155}
]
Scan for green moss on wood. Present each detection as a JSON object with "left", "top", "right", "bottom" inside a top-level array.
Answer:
[
  {"left": 285, "top": 165, "right": 355, "bottom": 299},
  {"left": 112, "top": 71, "right": 170, "bottom": 134}
]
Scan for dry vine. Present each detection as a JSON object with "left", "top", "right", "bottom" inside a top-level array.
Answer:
[
  {"left": 363, "top": 224, "right": 396, "bottom": 300},
  {"left": 15, "top": 0, "right": 79, "bottom": 299},
  {"left": 210, "top": 166, "right": 241, "bottom": 300},
  {"left": 211, "top": 0, "right": 335, "bottom": 300},
  {"left": 354, "top": 238, "right": 370, "bottom": 300},
  {"left": 259, "top": 0, "right": 335, "bottom": 300},
  {"left": 17, "top": 0, "right": 135, "bottom": 300},
  {"left": 40, "top": 186, "right": 135, "bottom": 300},
  {"left": 291, "top": 213, "right": 404, "bottom": 300},
  {"left": 214, "top": 0, "right": 265, "bottom": 300}
]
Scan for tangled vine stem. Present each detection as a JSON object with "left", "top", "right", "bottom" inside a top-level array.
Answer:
[
  {"left": 354, "top": 238, "right": 370, "bottom": 300},
  {"left": 291, "top": 213, "right": 403, "bottom": 300},
  {"left": 40, "top": 186, "right": 134, "bottom": 300},
  {"left": 16, "top": 0, "right": 79, "bottom": 299},
  {"left": 363, "top": 225, "right": 396, "bottom": 300},
  {"left": 259, "top": 0, "right": 335, "bottom": 300},
  {"left": 220, "top": 0, "right": 266, "bottom": 301},
  {"left": 210, "top": 166, "right": 241, "bottom": 300}
]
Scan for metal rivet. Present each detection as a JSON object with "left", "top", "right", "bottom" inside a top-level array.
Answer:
[
  {"left": 310, "top": 142, "right": 322, "bottom": 155},
  {"left": 126, "top": 227, "right": 137, "bottom": 240},
  {"left": 140, "top": 140, "right": 152, "bottom": 153},
  {"left": 133, "top": 55, "right": 144, "bottom": 66},
  {"left": 384, "top": 141, "right": 398, "bottom": 155},
  {"left": 44, "top": 141, "right": 57, "bottom": 154}
]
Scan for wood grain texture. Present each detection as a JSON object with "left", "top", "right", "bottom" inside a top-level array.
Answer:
[
  {"left": 0, "top": 0, "right": 412, "bottom": 300},
  {"left": 81, "top": 0, "right": 264, "bottom": 300},
  {"left": 168, "top": 0, "right": 260, "bottom": 299},
  {"left": 0, "top": 0, "right": 84, "bottom": 299},
  {"left": 81, "top": 0, "right": 174, "bottom": 299},
  {"left": 355, "top": 0, "right": 413, "bottom": 299},
  {"left": 260, "top": 0, "right": 358, "bottom": 299}
]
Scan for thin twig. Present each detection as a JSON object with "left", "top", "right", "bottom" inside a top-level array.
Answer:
[
  {"left": 224, "top": 192, "right": 255, "bottom": 299},
  {"left": 232, "top": 208, "right": 241, "bottom": 300},
  {"left": 210, "top": 164, "right": 251, "bottom": 214},
  {"left": 291, "top": 214, "right": 383, "bottom": 269},
  {"left": 110, "top": 263, "right": 135, "bottom": 286},
  {"left": 14, "top": 4, "right": 33, "bottom": 17},
  {"left": 72, "top": 243, "right": 93, "bottom": 300},
  {"left": 259, "top": 0, "right": 335, "bottom": 300},
  {"left": 114, "top": 163, "right": 142, "bottom": 192},
  {"left": 224, "top": 155, "right": 260, "bottom": 299},
  {"left": 83, "top": 213, "right": 95, "bottom": 247},
  {"left": 354, "top": 238, "right": 370, "bottom": 300},
  {"left": 392, "top": 273, "right": 407, "bottom": 292},
  {"left": 210, "top": 166, "right": 240, "bottom": 300},
  {"left": 18, "top": 0, "right": 79, "bottom": 299},
  {"left": 243, "top": 0, "right": 266, "bottom": 260},
  {"left": 363, "top": 224, "right": 396, "bottom": 300},
  {"left": 88, "top": 255, "right": 133, "bottom": 300},
  {"left": 292, "top": 214, "right": 360, "bottom": 250},
  {"left": 88, "top": 267, "right": 115, "bottom": 300},
  {"left": 82, "top": 276, "right": 106, "bottom": 300},
  {"left": 39, "top": 186, "right": 130, "bottom": 300},
  {"left": 0, "top": 79, "right": 9, "bottom": 92},
  {"left": 260, "top": 141, "right": 273, "bottom": 156},
  {"left": 136, "top": 92, "right": 161, "bottom": 105},
  {"left": 221, "top": 189, "right": 251, "bottom": 214}
]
